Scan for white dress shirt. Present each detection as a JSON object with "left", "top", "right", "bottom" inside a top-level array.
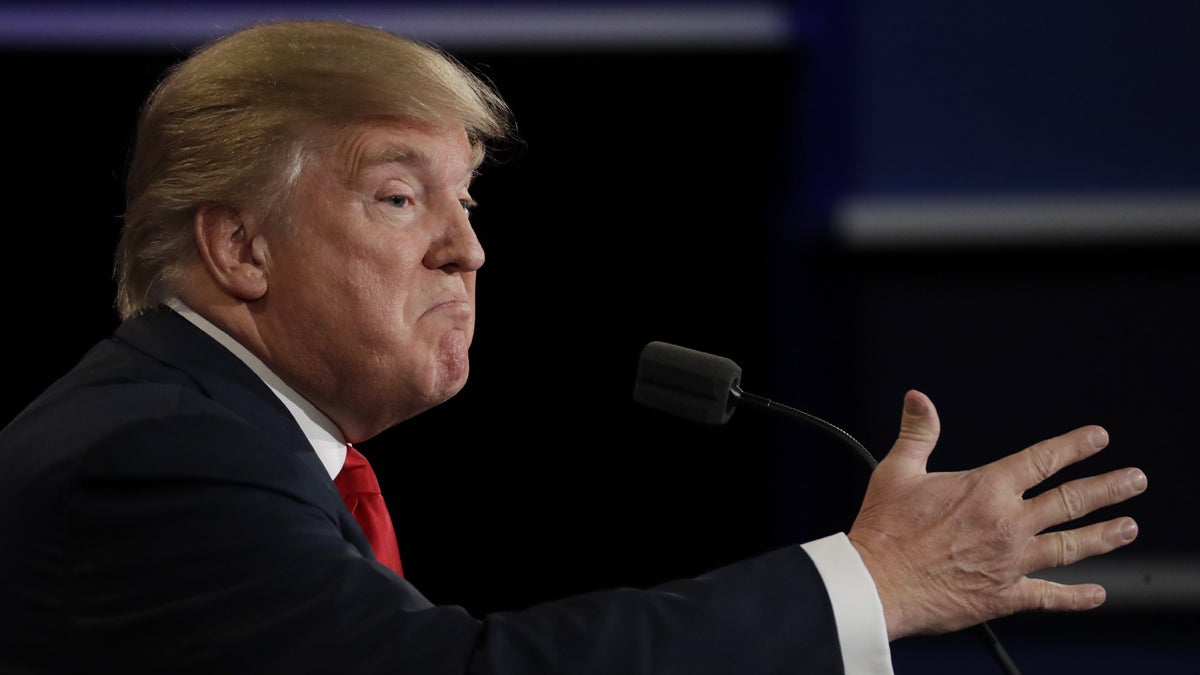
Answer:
[{"left": 166, "top": 300, "right": 893, "bottom": 674}]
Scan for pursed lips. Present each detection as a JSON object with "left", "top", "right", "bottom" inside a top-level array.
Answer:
[{"left": 422, "top": 294, "right": 472, "bottom": 319}]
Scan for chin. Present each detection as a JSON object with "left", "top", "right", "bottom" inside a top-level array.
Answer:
[
  {"left": 433, "top": 362, "right": 470, "bottom": 404},
  {"left": 435, "top": 327, "right": 472, "bottom": 388}
]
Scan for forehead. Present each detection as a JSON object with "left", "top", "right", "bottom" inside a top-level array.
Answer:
[{"left": 314, "top": 119, "right": 480, "bottom": 182}]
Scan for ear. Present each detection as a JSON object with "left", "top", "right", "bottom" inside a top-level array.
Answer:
[{"left": 193, "top": 203, "right": 269, "bottom": 302}]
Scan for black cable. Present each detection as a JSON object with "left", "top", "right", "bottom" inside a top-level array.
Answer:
[{"left": 731, "top": 386, "right": 1022, "bottom": 675}]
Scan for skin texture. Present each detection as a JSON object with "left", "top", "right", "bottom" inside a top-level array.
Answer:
[
  {"left": 185, "top": 119, "right": 484, "bottom": 443},
  {"left": 849, "top": 390, "right": 1147, "bottom": 641}
]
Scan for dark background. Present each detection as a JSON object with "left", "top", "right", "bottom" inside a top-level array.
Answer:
[{"left": 2, "top": 1, "right": 1198, "bottom": 673}]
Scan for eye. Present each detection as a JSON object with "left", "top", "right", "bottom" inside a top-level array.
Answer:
[
  {"left": 385, "top": 195, "right": 410, "bottom": 208},
  {"left": 459, "top": 199, "right": 476, "bottom": 216}
]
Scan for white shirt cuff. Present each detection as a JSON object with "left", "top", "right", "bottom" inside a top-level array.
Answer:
[{"left": 801, "top": 533, "right": 894, "bottom": 675}]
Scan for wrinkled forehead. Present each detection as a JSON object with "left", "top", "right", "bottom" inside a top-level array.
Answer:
[{"left": 302, "top": 117, "right": 481, "bottom": 182}]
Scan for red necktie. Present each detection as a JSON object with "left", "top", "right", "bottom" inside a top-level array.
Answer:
[{"left": 334, "top": 445, "right": 404, "bottom": 576}]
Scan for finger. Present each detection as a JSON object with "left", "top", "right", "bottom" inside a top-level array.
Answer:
[
  {"left": 1010, "top": 577, "right": 1108, "bottom": 613},
  {"left": 1020, "top": 517, "right": 1139, "bottom": 574},
  {"left": 1026, "top": 468, "right": 1148, "bottom": 533},
  {"left": 989, "top": 425, "right": 1109, "bottom": 493},
  {"left": 881, "top": 390, "right": 941, "bottom": 476}
]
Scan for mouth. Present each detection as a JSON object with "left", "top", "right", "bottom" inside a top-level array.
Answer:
[{"left": 423, "top": 296, "right": 472, "bottom": 318}]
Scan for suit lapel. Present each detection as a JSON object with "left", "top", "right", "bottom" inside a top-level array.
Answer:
[{"left": 112, "top": 308, "right": 374, "bottom": 558}]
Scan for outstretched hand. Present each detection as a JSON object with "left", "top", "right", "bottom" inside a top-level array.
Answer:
[{"left": 848, "top": 390, "right": 1147, "bottom": 641}]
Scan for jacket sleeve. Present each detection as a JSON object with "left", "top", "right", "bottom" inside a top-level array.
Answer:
[{"left": 65, "top": 412, "right": 845, "bottom": 675}]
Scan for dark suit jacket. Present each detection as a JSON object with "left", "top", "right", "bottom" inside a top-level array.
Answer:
[{"left": 0, "top": 308, "right": 845, "bottom": 674}]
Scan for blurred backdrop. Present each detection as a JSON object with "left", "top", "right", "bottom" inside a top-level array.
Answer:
[{"left": 2, "top": 1, "right": 1197, "bottom": 672}]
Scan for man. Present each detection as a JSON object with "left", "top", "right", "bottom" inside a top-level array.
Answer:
[{"left": 0, "top": 19, "right": 1146, "bottom": 674}]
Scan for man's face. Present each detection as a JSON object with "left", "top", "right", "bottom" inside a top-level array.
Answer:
[{"left": 255, "top": 119, "right": 485, "bottom": 442}]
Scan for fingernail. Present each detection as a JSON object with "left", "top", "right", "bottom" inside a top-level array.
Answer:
[
  {"left": 1130, "top": 470, "right": 1148, "bottom": 493},
  {"left": 1121, "top": 520, "right": 1139, "bottom": 542},
  {"left": 1090, "top": 428, "right": 1109, "bottom": 450},
  {"left": 904, "top": 393, "right": 926, "bottom": 416},
  {"left": 1092, "top": 587, "right": 1107, "bottom": 606}
]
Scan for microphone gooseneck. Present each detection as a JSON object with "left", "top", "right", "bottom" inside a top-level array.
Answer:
[
  {"left": 729, "top": 384, "right": 879, "bottom": 470},
  {"left": 632, "top": 340, "right": 1022, "bottom": 675}
]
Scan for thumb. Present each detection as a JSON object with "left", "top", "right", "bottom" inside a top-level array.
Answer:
[{"left": 882, "top": 389, "right": 941, "bottom": 476}]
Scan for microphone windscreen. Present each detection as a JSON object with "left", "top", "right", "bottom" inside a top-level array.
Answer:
[{"left": 633, "top": 341, "right": 741, "bottom": 425}]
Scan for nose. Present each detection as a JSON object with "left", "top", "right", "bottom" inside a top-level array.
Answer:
[{"left": 423, "top": 199, "right": 485, "bottom": 273}]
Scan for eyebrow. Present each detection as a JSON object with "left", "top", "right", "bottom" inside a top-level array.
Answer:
[
  {"left": 352, "top": 143, "right": 484, "bottom": 181},
  {"left": 358, "top": 145, "right": 429, "bottom": 172}
]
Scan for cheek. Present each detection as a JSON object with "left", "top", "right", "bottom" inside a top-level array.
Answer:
[
  {"left": 465, "top": 276, "right": 478, "bottom": 341},
  {"left": 361, "top": 292, "right": 420, "bottom": 349},
  {"left": 343, "top": 257, "right": 421, "bottom": 321}
]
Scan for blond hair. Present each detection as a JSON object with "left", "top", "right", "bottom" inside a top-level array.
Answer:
[{"left": 115, "top": 20, "right": 513, "bottom": 318}]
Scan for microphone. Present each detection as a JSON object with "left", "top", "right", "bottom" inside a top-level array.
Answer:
[
  {"left": 632, "top": 340, "right": 1022, "bottom": 675},
  {"left": 632, "top": 341, "right": 877, "bottom": 468},
  {"left": 631, "top": 340, "right": 742, "bottom": 426}
]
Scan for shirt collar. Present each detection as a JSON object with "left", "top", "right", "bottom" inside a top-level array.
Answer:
[{"left": 166, "top": 299, "right": 348, "bottom": 479}]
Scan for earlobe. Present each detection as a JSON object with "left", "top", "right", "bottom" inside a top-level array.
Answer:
[{"left": 193, "top": 203, "right": 269, "bottom": 301}]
